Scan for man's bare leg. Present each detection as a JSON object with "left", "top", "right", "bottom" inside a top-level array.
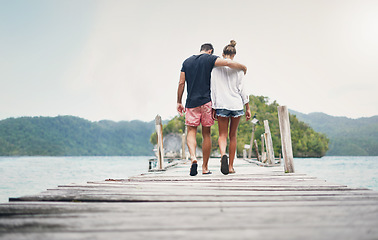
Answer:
[
  {"left": 186, "top": 125, "right": 199, "bottom": 176},
  {"left": 186, "top": 125, "right": 198, "bottom": 163},
  {"left": 202, "top": 126, "right": 211, "bottom": 173}
]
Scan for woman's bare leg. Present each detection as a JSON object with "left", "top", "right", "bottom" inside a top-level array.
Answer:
[
  {"left": 228, "top": 116, "right": 241, "bottom": 172},
  {"left": 201, "top": 126, "right": 211, "bottom": 173},
  {"left": 217, "top": 117, "right": 230, "bottom": 157}
]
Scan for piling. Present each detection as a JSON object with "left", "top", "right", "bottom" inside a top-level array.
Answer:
[
  {"left": 155, "top": 115, "right": 164, "bottom": 170},
  {"left": 263, "top": 120, "right": 275, "bottom": 165},
  {"left": 277, "top": 106, "right": 295, "bottom": 173}
]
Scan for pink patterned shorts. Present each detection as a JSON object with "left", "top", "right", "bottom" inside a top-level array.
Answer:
[{"left": 185, "top": 101, "right": 214, "bottom": 127}]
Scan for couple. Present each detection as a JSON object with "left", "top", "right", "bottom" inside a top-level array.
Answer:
[{"left": 177, "top": 40, "right": 251, "bottom": 176}]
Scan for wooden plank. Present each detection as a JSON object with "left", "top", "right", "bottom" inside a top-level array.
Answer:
[
  {"left": 0, "top": 201, "right": 377, "bottom": 239},
  {"left": 16, "top": 186, "right": 376, "bottom": 197}
]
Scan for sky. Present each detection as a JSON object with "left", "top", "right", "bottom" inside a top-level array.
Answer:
[{"left": 1, "top": 0, "right": 377, "bottom": 122}]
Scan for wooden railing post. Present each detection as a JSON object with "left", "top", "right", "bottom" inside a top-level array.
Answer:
[
  {"left": 263, "top": 120, "right": 275, "bottom": 165},
  {"left": 248, "top": 125, "right": 256, "bottom": 158},
  {"left": 261, "top": 134, "right": 265, "bottom": 162},
  {"left": 253, "top": 140, "right": 260, "bottom": 161},
  {"left": 277, "top": 106, "right": 295, "bottom": 173},
  {"left": 155, "top": 115, "right": 164, "bottom": 170},
  {"left": 181, "top": 126, "right": 187, "bottom": 160},
  {"left": 262, "top": 133, "right": 268, "bottom": 163}
]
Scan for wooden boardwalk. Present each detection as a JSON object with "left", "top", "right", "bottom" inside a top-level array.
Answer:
[{"left": 1, "top": 158, "right": 377, "bottom": 240}]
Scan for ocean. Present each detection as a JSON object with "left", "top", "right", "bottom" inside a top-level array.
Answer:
[
  {"left": 294, "top": 156, "right": 378, "bottom": 191},
  {"left": 0, "top": 156, "right": 377, "bottom": 203},
  {"left": 0, "top": 156, "right": 151, "bottom": 203}
]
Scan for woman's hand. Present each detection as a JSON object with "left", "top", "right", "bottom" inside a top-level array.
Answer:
[{"left": 245, "top": 108, "right": 251, "bottom": 121}]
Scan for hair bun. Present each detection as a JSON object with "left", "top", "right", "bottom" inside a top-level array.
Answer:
[{"left": 229, "top": 40, "right": 236, "bottom": 47}]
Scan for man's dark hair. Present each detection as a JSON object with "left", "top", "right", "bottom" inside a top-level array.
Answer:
[{"left": 200, "top": 43, "right": 214, "bottom": 54}]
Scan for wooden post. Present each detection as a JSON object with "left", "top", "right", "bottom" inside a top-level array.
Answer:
[
  {"left": 261, "top": 134, "right": 265, "bottom": 162},
  {"left": 181, "top": 126, "right": 187, "bottom": 160},
  {"left": 155, "top": 115, "right": 164, "bottom": 170},
  {"left": 262, "top": 133, "right": 268, "bottom": 163},
  {"left": 248, "top": 125, "right": 255, "bottom": 158},
  {"left": 253, "top": 140, "right": 260, "bottom": 161},
  {"left": 181, "top": 133, "right": 186, "bottom": 159},
  {"left": 277, "top": 106, "right": 295, "bottom": 173},
  {"left": 264, "top": 120, "right": 275, "bottom": 165}
]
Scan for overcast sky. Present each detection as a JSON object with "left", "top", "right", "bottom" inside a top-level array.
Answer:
[{"left": 1, "top": 0, "right": 377, "bottom": 122}]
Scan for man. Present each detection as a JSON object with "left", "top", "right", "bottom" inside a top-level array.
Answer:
[{"left": 177, "top": 43, "right": 247, "bottom": 176}]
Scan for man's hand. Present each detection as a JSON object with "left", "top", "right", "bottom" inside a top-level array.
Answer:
[
  {"left": 241, "top": 65, "right": 247, "bottom": 75},
  {"left": 214, "top": 58, "right": 247, "bottom": 74},
  {"left": 177, "top": 72, "right": 186, "bottom": 116},
  {"left": 177, "top": 103, "right": 185, "bottom": 116},
  {"left": 212, "top": 108, "right": 217, "bottom": 121}
]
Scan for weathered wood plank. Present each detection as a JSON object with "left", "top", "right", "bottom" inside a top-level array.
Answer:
[{"left": 0, "top": 202, "right": 377, "bottom": 240}]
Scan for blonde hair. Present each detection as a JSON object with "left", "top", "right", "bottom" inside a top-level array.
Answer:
[{"left": 223, "top": 40, "right": 237, "bottom": 55}]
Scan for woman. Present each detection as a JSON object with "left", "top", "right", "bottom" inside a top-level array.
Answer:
[{"left": 211, "top": 40, "right": 251, "bottom": 175}]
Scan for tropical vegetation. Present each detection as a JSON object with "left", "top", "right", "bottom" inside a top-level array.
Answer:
[{"left": 151, "top": 95, "right": 329, "bottom": 158}]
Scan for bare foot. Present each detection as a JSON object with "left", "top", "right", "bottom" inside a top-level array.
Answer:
[
  {"left": 202, "top": 164, "right": 209, "bottom": 174},
  {"left": 221, "top": 155, "right": 229, "bottom": 175},
  {"left": 190, "top": 160, "right": 198, "bottom": 176}
]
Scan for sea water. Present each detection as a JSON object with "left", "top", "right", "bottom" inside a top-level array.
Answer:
[
  {"left": 0, "top": 156, "right": 151, "bottom": 203},
  {"left": 294, "top": 156, "right": 378, "bottom": 191},
  {"left": 0, "top": 156, "right": 377, "bottom": 203}
]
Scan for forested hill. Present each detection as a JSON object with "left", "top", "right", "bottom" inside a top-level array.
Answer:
[
  {"left": 289, "top": 111, "right": 378, "bottom": 156},
  {"left": 2, "top": 102, "right": 375, "bottom": 157},
  {"left": 0, "top": 116, "right": 155, "bottom": 156}
]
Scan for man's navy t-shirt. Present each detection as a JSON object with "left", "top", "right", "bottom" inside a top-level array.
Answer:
[{"left": 181, "top": 54, "right": 219, "bottom": 108}]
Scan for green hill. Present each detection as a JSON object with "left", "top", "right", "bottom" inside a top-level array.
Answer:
[
  {"left": 5, "top": 96, "right": 372, "bottom": 157},
  {"left": 152, "top": 95, "right": 329, "bottom": 158},
  {"left": 0, "top": 116, "right": 155, "bottom": 156},
  {"left": 289, "top": 111, "right": 378, "bottom": 156}
]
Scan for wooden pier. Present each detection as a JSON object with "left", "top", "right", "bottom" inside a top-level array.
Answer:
[{"left": 1, "top": 158, "right": 377, "bottom": 240}]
